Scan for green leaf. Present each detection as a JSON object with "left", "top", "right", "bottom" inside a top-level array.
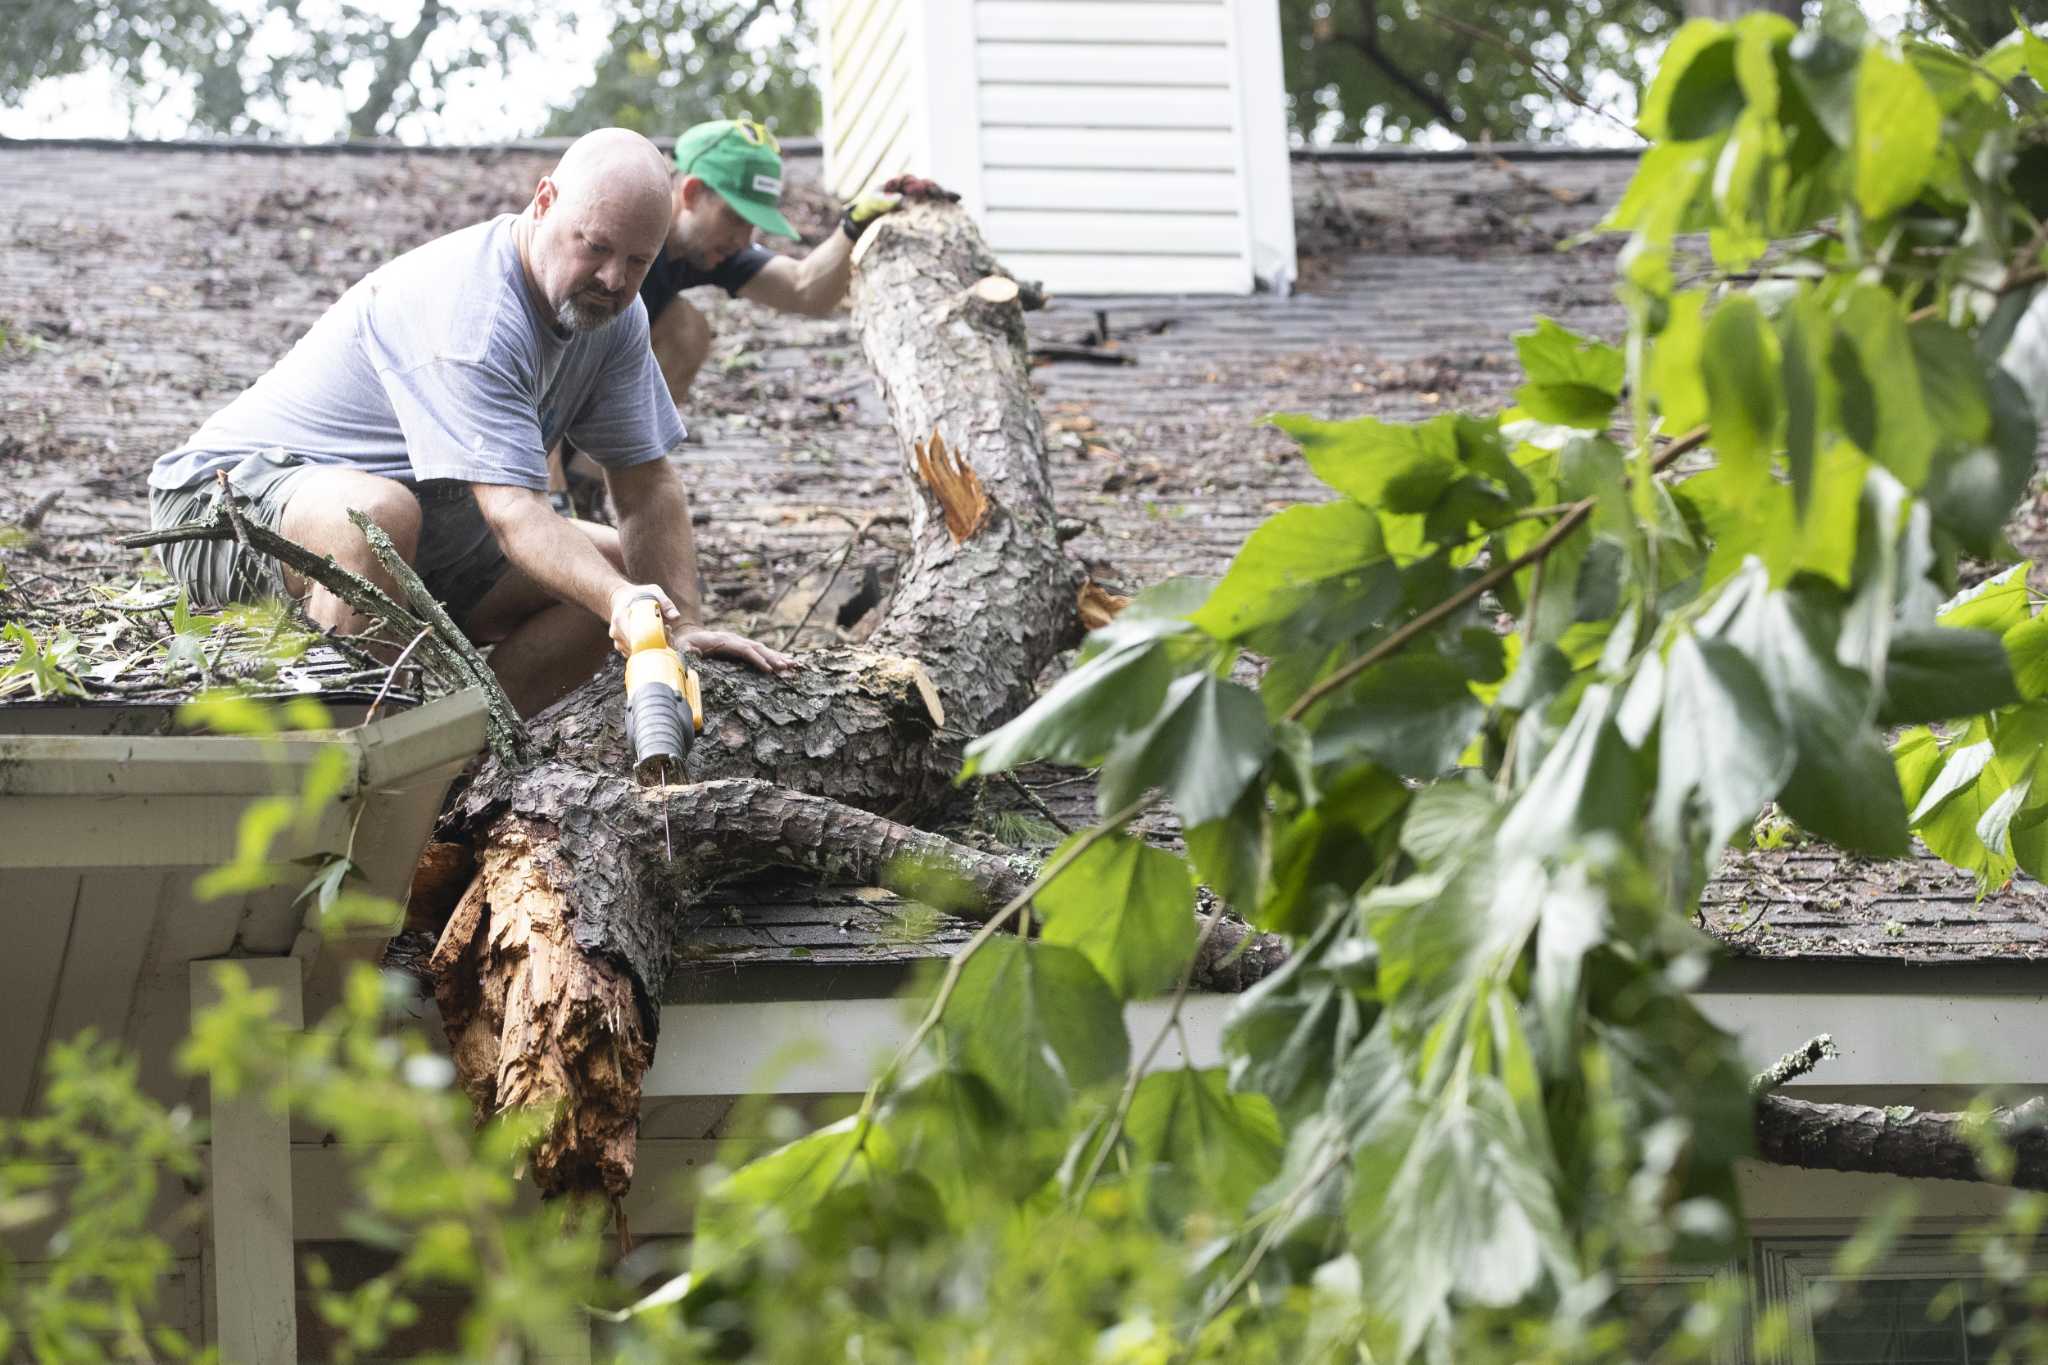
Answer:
[
  {"left": 1650, "top": 290, "right": 1711, "bottom": 433},
  {"left": 1854, "top": 44, "right": 1941, "bottom": 219},
  {"left": 1348, "top": 1078, "right": 1571, "bottom": 1357},
  {"left": 1641, "top": 22, "right": 1743, "bottom": 142},
  {"left": 2004, "top": 613, "right": 2048, "bottom": 700},
  {"left": 1787, "top": 29, "right": 1860, "bottom": 147},
  {"left": 1185, "top": 783, "right": 1272, "bottom": 912},
  {"left": 1498, "top": 687, "right": 1642, "bottom": 855},
  {"left": 1938, "top": 565, "right": 2030, "bottom": 634},
  {"left": 942, "top": 938, "right": 1128, "bottom": 1127},
  {"left": 1221, "top": 928, "right": 1370, "bottom": 1123},
  {"left": 1877, "top": 628, "right": 2020, "bottom": 725},
  {"left": 1922, "top": 369, "right": 2038, "bottom": 556},
  {"left": 1512, "top": 318, "right": 1625, "bottom": 429},
  {"left": 1260, "top": 765, "right": 1407, "bottom": 935},
  {"left": 1036, "top": 830, "right": 1197, "bottom": 999},
  {"left": 1775, "top": 295, "right": 1825, "bottom": 514},
  {"left": 1099, "top": 672, "right": 1274, "bottom": 826},
  {"left": 1188, "top": 499, "right": 1390, "bottom": 641},
  {"left": 691, "top": 1116, "right": 898, "bottom": 1283},
  {"left": 1310, "top": 653, "right": 1483, "bottom": 779},
  {"left": 1123, "top": 1068, "right": 1282, "bottom": 1223},
  {"left": 1700, "top": 294, "right": 1780, "bottom": 485},
  {"left": 1652, "top": 634, "right": 1792, "bottom": 864},
  {"left": 1399, "top": 777, "right": 1502, "bottom": 869},
  {"left": 1908, "top": 320, "right": 1991, "bottom": 446},
  {"left": 1904, "top": 723, "right": 2016, "bottom": 889},
  {"left": 1271, "top": 414, "right": 1463, "bottom": 513},
  {"left": 1711, "top": 576, "right": 1909, "bottom": 856},
  {"left": 961, "top": 581, "right": 1216, "bottom": 780},
  {"left": 1833, "top": 286, "right": 1936, "bottom": 486}
]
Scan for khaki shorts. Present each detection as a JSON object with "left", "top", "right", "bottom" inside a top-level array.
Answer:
[{"left": 148, "top": 450, "right": 511, "bottom": 628}]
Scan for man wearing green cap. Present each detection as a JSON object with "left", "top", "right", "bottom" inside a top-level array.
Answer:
[{"left": 549, "top": 119, "right": 952, "bottom": 508}]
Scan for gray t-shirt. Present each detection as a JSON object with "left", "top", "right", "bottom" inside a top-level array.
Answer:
[{"left": 150, "top": 215, "right": 684, "bottom": 492}]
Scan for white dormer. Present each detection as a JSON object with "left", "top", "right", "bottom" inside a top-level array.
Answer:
[{"left": 819, "top": 0, "right": 1297, "bottom": 295}]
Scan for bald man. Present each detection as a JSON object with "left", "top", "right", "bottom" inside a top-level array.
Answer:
[{"left": 147, "top": 128, "right": 792, "bottom": 717}]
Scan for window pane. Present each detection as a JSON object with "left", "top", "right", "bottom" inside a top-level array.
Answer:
[{"left": 1809, "top": 1275, "right": 1992, "bottom": 1365}]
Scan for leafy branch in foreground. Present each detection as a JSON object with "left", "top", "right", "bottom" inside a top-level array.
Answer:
[{"left": 680, "top": 9, "right": 2048, "bottom": 1359}]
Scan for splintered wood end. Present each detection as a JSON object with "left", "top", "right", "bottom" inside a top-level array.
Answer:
[
  {"left": 1077, "top": 580, "right": 1131, "bottom": 631},
  {"left": 912, "top": 430, "right": 990, "bottom": 543}
]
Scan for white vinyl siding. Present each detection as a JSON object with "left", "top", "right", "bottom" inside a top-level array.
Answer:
[
  {"left": 821, "top": 0, "right": 1295, "bottom": 295},
  {"left": 974, "top": 0, "right": 1249, "bottom": 291}
]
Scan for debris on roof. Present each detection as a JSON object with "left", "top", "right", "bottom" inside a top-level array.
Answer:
[{"left": 5, "top": 138, "right": 2046, "bottom": 967}]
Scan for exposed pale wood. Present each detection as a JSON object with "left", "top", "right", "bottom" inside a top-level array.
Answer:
[
  {"left": 193, "top": 957, "right": 302, "bottom": 1365},
  {"left": 911, "top": 431, "right": 991, "bottom": 542},
  {"left": 970, "top": 275, "right": 1021, "bottom": 305},
  {"left": 1077, "top": 580, "right": 1130, "bottom": 629},
  {"left": 428, "top": 822, "right": 652, "bottom": 1200}
]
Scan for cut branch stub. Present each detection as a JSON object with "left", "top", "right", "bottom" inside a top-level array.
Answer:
[{"left": 912, "top": 431, "right": 990, "bottom": 543}]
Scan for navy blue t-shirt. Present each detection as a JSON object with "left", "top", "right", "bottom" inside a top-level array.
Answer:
[{"left": 639, "top": 243, "right": 778, "bottom": 320}]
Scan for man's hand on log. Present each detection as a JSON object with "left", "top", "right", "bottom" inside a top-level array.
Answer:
[
  {"left": 840, "top": 174, "right": 960, "bottom": 242},
  {"left": 676, "top": 627, "right": 797, "bottom": 675}
]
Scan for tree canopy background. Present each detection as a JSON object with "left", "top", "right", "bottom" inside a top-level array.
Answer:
[{"left": 9, "top": 0, "right": 2048, "bottom": 146}]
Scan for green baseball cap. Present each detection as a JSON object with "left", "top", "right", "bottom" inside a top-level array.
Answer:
[{"left": 671, "top": 119, "right": 798, "bottom": 239}]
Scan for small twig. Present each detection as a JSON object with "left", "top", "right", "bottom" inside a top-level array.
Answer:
[
  {"left": 997, "top": 770, "right": 1075, "bottom": 836},
  {"left": 363, "top": 626, "right": 433, "bottom": 726},
  {"left": 1752, "top": 1034, "right": 1838, "bottom": 1096},
  {"left": 1282, "top": 426, "right": 1707, "bottom": 723},
  {"left": 17, "top": 489, "right": 61, "bottom": 531},
  {"left": 779, "top": 515, "right": 874, "bottom": 649},
  {"left": 825, "top": 797, "right": 1154, "bottom": 1194},
  {"left": 1022, "top": 768, "right": 1102, "bottom": 791},
  {"left": 1030, "top": 343, "right": 1137, "bottom": 367},
  {"left": 1418, "top": 6, "right": 1643, "bottom": 142},
  {"left": 1070, "top": 906, "right": 1231, "bottom": 1206}
]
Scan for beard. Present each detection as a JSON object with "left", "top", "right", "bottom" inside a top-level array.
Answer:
[{"left": 555, "top": 288, "right": 628, "bottom": 335}]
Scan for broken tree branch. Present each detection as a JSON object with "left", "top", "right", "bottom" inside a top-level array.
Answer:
[
  {"left": 1755, "top": 1094, "right": 2048, "bottom": 1189},
  {"left": 1751, "top": 1034, "right": 1839, "bottom": 1095}
]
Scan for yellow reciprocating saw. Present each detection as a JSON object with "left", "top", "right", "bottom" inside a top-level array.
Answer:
[{"left": 622, "top": 592, "right": 702, "bottom": 858}]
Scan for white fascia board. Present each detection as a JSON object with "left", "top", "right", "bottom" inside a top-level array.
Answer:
[
  {"left": 649, "top": 995, "right": 1234, "bottom": 1097},
  {"left": 650, "top": 987, "right": 2048, "bottom": 1099},
  {"left": 1696, "top": 989, "right": 2048, "bottom": 1089}
]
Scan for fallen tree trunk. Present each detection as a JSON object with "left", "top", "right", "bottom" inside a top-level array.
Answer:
[{"left": 429, "top": 202, "right": 1285, "bottom": 1199}]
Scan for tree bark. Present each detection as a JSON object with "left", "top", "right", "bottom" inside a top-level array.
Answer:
[
  {"left": 1755, "top": 1094, "right": 2048, "bottom": 1190},
  {"left": 428, "top": 202, "right": 1285, "bottom": 1199}
]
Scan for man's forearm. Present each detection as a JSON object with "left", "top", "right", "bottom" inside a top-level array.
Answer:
[
  {"left": 792, "top": 230, "right": 854, "bottom": 316},
  {"left": 476, "top": 486, "right": 628, "bottom": 618},
  {"left": 615, "top": 461, "right": 704, "bottom": 624}
]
